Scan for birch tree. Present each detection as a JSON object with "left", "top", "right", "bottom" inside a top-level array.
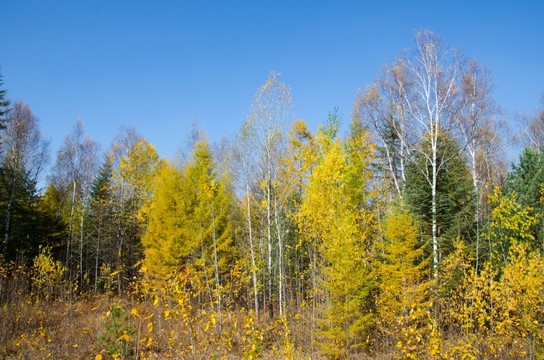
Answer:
[
  {"left": 51, "top": 118, "right": 97, "bottom": 282},
  {"left": 353, "top": 61, "right": 414, "bottom": 198},
  {"left": 246, "top": 72, "right": 293, "bottom": 319},
  {"left": 235, "top": 121, "right": 261, "bottom": 318},
  {"left": 397, "top": 30, "right": 465, "bottom": 276},
  {"left": 456, "top": 59, "right": 499, "bottom": 269}
]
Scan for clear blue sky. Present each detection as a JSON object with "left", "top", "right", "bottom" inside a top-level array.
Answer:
[{"left": 2, "top": 0, "right": 543, "bottom": 167}]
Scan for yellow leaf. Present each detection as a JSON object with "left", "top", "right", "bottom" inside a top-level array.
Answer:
[{"left": 96, "top": 355, "right": 102, "bottom": 360}]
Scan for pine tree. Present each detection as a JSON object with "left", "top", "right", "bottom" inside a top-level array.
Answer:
[{"left": 0, "top": 69, "right": 9, "bottom": 131}]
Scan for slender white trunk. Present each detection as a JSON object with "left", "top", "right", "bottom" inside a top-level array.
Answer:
[
  {"left": 66, "top": 180, "right": 77, "bottom": 272},
  {"left": 2, "top": 170, "right": 15, "bottom": 264},
  {"left": 246, "top": 182, "right": 259, "bottom": 319},
  {"left": 431, "top": 129, "right": 439, "bottom": 279},
  {"left": 274, "top": 195, "right": 284, "bottom": 317},
  {"left": 266, "top": 143, "right": 274, "bottom": 319},
  {"left": 80, "top": 211, "right": 84, "bottom": 288},
  {"left": 210, "top": 198, "right": 222, "bottom": 332},
  {"left": 471, "top": 147, "right": 480, "bottom": 272}
]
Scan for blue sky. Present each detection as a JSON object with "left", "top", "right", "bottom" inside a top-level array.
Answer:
[{"left": 2, "top": 0, "right": 543, "bottom": 167}]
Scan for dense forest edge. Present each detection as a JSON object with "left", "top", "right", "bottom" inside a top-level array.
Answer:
[{"left": 1, "top": 30, "right": 544, "bottom": 359}]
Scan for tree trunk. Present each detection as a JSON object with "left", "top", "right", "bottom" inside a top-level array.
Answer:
[
  {"left": 2, "top": 170, "right": 15, "bottom": 264},
  {"left": 267, "top": 178, "right": 274, "bottom": 320},
  {"left": 210, "top": 198, "right": 222, "bottom": 332},
  {"left": 431, "top": 134, "right": 439, "bottom": 279},
  {"left": 246, "top": 182, "right": 259, "bottom": 319},
  {"left": 94, "top": 219, "right": 101, "bottom": 294},
  {"left": 274, "top": 194, "right": 284, "bottom": 317},
  {"left": 66, "top": 180, "right": 77, "bottom": 275},
  {"left": 79, "top": 210, "right": 85, "bottom": 289}
]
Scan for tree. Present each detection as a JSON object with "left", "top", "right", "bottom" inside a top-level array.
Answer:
[
  {"left": 1, "top": 101, "right": 48, "bottom": 263},
  {"left": 88, "top": 157, "right": 114, "bottom": 292},
  {"left": 0, "top": 69, "right": 9, "bottom": 131},
  {"left": 143, "top": 138, "right": 235, "bottom": 329},
  {"left": 405, "top": 131, "right": 474, "bottom": 262},
  {"left": 234, "top": 121, "right": 261, "bottom": 318},
  {"left": 143, "top": 162, "right": 190, "bottom": 276},
  {"left": 504, "top": 147, "right": 544, "bottom": 251},
  {"left": 281, "top": 119, "right": 315, "bottom": 321},
  {"left": 376, "top": 205, "right": 430, "bottom": 356},
  {"left": 110, "top": 137, "right": 162, "bottom": 293},
  {"left": 456, "top": 59, "right": 500, "bottom": 270},
  {"left": 395, "top": 30, "right": 467, "bottom": 276},
  {"left": 353, "top": 61, "right": 414, "bottom": 198},
  {"left": 297, "top": 116, "right": 376, "bottom": 357},
  {"left": 50, "top": 118, "right": 98, "bottom": 284},
  {"left": 485, "top": 187, "right": 537, "bottom": 267},
  {"left": 245, "top": 72, "right": 293, "bottom": 319},
  {"left": 520, "top": 94, "right": 544, "bottom": 151}
]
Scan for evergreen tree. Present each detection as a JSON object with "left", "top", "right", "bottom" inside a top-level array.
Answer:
[
  {"left": 87, "top": 158, "right": 114, "bottom": 292},
  {"left": 0, "top": 101, "right": 48, "bottom": 263},
  {"left": 0, "top": 69, "right": 9, "bottom": 131},
  {"left": 504, "top": 146, "right": 544, "bottom": 249},
  {"left": 405, "top": 131, "right": 474, "bottom": 263}
]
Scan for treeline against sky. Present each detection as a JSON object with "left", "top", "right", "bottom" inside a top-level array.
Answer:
[{"left": 1, "top": 30, "right": 544, "bottom": 359}]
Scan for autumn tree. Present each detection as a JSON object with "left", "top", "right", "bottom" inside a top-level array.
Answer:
[
  {"left": 520, "top": 94, "right": 544, "bottom": 151},
  {"left": 297, "top": 115, "right": 376, "bottom": 357},
  {"left": 504, "top": 147, "right": 544, "bottom": 250},
  {"left": 376, "top": 205, "right": 430, "bottom": 356},
  {"left": 485, "top": 186, "right": 537, "bottom": 267},
  {"left": 109, "top": 136, "right": 162, "bottom": 293},
  {"left": 245, "top": 72, "right": 293, "bottom": 319},
  {"left": 280, "top": 119, "right": 315, "bottom": 315},
  {"left": 234, "top": 121, "right": 261, "bottom": 318},
  {"left": 355, "top": 30, "right": 480, "bottom": 278},
  {"left": 50, "top": 118, "right": 98, "bottom": 284},
  {"left": 143, "top": 137, "right": 235, "bottom": 329},
  {"left": 353, "top": 61, "right": 414, "bottom": 198}
]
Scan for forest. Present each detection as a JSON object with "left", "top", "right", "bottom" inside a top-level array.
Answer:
[{"left": 1, "top": 30, "right": 544, "bottom": 359}]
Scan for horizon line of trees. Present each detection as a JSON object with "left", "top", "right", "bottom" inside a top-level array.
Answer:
[{"left": 2, "top": 30, "right": 544, "bottom": 357}]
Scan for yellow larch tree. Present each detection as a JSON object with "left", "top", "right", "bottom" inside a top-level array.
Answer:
[
  {"left": 376, "top": 205, "right": 431, "bottom": 357},
  {"left": 297, "top": 114, "right": 376, "bottom": 358}
]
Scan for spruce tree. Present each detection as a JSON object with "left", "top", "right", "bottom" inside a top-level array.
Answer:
[
  {"left": 504, "top": 147, "right": 544, "bottom": 250},
  {"left": 0, "top": 69, "right": 9, "bottom": 130},
  {"left": 404, "top": 131, "right": 474, "bottom": 261}
]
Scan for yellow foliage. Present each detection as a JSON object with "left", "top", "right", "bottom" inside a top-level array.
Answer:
[
  {"left": 296, "top": 122, "right": 376, "bottom": 358},
  {"left": 32, "top": 246, "right": 67, "bottom": 300}
]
